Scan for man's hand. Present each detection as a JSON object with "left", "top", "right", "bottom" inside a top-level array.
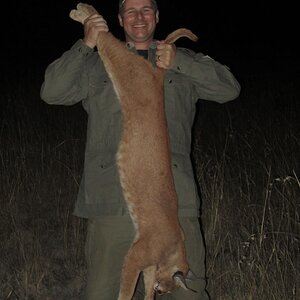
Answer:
[
  {"left": 156, "top": 41, "right": 176, "bottom": 69},
  {"left": 83, "top": 14, "right": 109, "bottom": 49}
]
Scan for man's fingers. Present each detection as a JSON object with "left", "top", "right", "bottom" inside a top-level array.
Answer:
[
  {"left": 85, "top": 14, "right": 109, "bottom": 32},
  {"left": 156, "top": 43, "right": 176, "bottom": 69}
]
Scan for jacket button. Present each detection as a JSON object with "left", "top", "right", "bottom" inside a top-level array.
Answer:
[
  {"left": 173, "top": 164, "right": 178, "bottom": 168},
  {"left": 168, "top": 79, "right": 172, "bottom": 84}
]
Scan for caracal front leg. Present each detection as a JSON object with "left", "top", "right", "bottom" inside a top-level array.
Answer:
[
  {"left": 118, "top": 248, "right": 141, "bottom": 300},
  {"left": 143, "top": 265, "right": 156, "bottom": 300}
]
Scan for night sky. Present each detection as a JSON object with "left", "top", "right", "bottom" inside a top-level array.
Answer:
[{"left": 3, "top": 0, "right": 298, "bottom": 79}]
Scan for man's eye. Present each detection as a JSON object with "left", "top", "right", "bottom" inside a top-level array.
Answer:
[
  {"left": 125, "top": 10, "right": 136, "bottom": 16},
  {"left": 143, "top": 8, "right": 154, "bottom": 13}
]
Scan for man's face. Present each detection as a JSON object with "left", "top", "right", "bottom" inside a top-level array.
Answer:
[{"left": 118, "top": 0, "right": 159, "bottom": 45}]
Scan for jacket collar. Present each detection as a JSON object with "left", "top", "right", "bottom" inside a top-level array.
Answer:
[
  {"left": 125, "top": 40, "right": 157, "bottom": 67},
  {"left": 125, "top": 40, "right": 157, "bottom": 50}
]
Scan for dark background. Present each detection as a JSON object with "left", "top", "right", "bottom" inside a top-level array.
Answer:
[
  {"left": 2, "top": 0, "right": 298, "bottom": 80},
  {"left": 1, "top": 3, "right": 298, "bottom": 300}
]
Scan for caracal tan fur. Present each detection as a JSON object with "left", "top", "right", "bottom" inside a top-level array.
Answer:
[{"left": 70, "top": 3, "right": 198, "bottom": 299}]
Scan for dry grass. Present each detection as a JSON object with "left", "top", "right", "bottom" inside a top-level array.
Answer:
[
  {"left": 0, "top": 69, "right": 299, "bottom": 299},
  {"left": 0, "top": 73, "right": 87, "bottom": 299},
  {"left": 193, "top": 74, "right": 300, "bottom": 299}
]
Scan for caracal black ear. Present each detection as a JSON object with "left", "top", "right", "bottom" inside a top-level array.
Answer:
[
  {"left": 172, "top": 271, "right": 188, "bottom": 290},
  {"left": 173, "top": 271, "right": 197, "bottom": 293}
]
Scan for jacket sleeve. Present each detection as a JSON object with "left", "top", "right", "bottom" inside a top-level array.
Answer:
[
  {"left": 40, "top": 40, "right": 95, "bottom": 106},
  {"left": 171, "top": 48, "right": 241, "bottom": 103}
]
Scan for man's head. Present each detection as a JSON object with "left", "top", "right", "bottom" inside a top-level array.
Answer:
[
  {"left": 119, "top": 0, "right": 157, "bottom": 15},
  {"left": 118, "top": 0, "right": 159, "bottom": 49}
]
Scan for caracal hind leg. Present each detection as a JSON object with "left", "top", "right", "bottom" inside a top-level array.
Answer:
[
  {"left": 118, "top": 247, "right": 142, "bottom": 300},
  {"left": 143, "top": 265, "right": 156, "bottom": 300},
  {"left": 69, "top": 3, "right": 98, "bottom": 24}
]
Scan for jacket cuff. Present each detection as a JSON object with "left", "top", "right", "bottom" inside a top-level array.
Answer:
[{"left": 71, "top": 39, "right": 94, "bottom": 57}]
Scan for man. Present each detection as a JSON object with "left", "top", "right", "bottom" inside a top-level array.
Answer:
[{"left": 40, "top": 0, "right": 240, "bottom": 299}]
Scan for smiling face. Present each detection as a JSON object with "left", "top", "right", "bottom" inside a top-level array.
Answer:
[{"left": 118, "top": 0, "right": 159, "bottom": 49}]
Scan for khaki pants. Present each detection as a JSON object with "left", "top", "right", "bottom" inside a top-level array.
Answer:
[{"left": 85, "top": 216, "right": 210, "bottom": 300}]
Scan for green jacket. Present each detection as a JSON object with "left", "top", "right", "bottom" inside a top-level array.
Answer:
[{"left": 41, "top": 39, "right": 240, "bottom": 218}]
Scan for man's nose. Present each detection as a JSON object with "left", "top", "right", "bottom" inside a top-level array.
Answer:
[{"left": 136, "top": 11, "right": 144, "bottom": 20}]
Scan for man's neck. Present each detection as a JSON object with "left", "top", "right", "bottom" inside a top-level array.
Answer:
[{"left": 137, "top": 49, "right": 148, "bottom": 59}]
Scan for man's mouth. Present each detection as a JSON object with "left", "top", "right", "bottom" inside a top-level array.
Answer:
[{"left": 133, "top": 24, "right": 147, "bottom": 29}]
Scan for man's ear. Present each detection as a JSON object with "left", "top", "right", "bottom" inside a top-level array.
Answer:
[{"left": 118, "top": 14, "right": 124, "bottom": 27}]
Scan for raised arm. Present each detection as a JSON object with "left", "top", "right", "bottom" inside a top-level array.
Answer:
[
  {"left": 172, "top": 48, "right": 241, "bottom": 103},
  {"left": 40, "top": 3, "right": 108, "bottom": 105}
]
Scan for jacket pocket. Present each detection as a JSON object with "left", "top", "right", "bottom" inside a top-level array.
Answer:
[
  {"left": 83, "top": 153, "right": 123, "bottom": 204},
  {"left": 164, "top": 72, "right": 193, "bottom": 120},
  {"left": 87, "top": 71, "right": 121, "bottom": 117}
]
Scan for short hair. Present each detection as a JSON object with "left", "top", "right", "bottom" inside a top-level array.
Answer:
[{"left": 119, "top": 0, "right": 158, "bottom": 14}]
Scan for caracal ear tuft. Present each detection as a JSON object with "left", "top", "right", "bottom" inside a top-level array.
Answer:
[
  {"left": 172, "top": 271, "right": 188, "bottom": 290},
  {"left": 173, "top": 271, "right": 198, "bottom": 293}
]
